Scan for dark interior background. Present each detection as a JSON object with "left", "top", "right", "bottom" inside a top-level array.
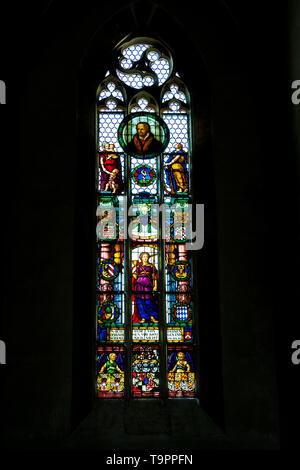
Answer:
[{"left": 0, "top": 0, "right": 300, "bottom": 453}]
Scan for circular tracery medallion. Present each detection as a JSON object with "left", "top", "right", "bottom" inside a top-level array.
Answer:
[
  {"left": 132, "top": 164, "right": 156, "bottom": 186},
  {"left": 118, "top": 112, "right": 169, "bottom": 158}
]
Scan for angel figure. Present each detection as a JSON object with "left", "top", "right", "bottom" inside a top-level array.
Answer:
[{"left": 168, "top": 351, "right": 193, "bottom": 373}]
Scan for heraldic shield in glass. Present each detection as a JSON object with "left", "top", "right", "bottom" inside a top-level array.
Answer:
[{"left": 96, "top": 37, "right": 196, "bottom": 398}]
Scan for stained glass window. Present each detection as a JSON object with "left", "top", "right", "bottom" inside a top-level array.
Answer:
[{"left": 96, "top": 37, "right": 196, "bottom": 399}]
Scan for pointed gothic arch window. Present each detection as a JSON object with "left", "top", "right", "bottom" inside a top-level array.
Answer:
[{"left": 96, "top": 37, "right": 197, "bottom": 399}]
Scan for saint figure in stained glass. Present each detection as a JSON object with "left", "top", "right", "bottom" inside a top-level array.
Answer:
[
  {"left": 165, "top": 143, "right": 189, "bottom": 194},
  {"left": 99, "top": 143, "right": 123, "bottom": 193}
]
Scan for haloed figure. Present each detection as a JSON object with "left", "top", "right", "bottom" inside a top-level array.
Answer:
[{"left": 132, "top": 252, "right": 159, "bottom": 323}]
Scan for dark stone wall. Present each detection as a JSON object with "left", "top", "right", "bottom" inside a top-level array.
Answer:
[{"left": 2, "top": 0, "right": 296, "bottom": 450}]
